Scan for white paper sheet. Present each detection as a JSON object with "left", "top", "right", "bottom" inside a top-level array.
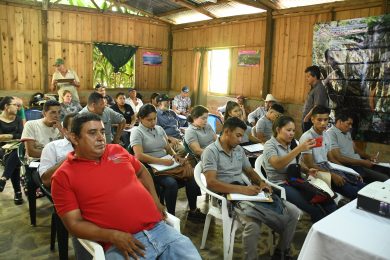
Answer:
[
  {"left": 148, "top": 155, "right": 180, "bottom": 172},
  {"left": 228, "top": 191, "right": 272, "bottom": 202},
  {"left": 242, "top": 143, "right": 264, "bottom": 153},
  {"left": 328, "top": 162, "right": 360, "bottom": 176}
]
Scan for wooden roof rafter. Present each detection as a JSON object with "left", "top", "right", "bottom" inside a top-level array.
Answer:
[
  {"left": 157, "top": 0, "right": 228, "bottom": 18},
  {"left": 234, "top": 0, "right": 281, "bottom": 11},
  {"left": 168, "top": 0, "right": 218, "bottom": 18},
  {"left": 107, "top": 0, "right": 173, "bottom": 24}
]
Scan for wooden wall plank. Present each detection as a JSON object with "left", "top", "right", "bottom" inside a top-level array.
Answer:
[{"left": 0, "top": 6, "right": 10, "bottom": 90}]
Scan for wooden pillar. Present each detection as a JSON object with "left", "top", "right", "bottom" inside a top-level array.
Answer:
[
  {"left": 167, "top": 25, "right": 173, "bottom": 90},
  {"left": 384, "top": 0, "right": 389, "bottom": 13},
  {"left": 262, "top": 10, "right": 273, "bottom": 98},
  {"left": 41, "top": 0, "right": 49, "bottom": 93}
]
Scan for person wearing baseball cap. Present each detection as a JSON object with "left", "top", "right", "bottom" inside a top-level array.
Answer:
[
  {"left": 156, "top": 94, "right": 186, "bottom": 156},
  {"left": 248, "top": 94, "right": 278, "bottom": 127},
  {"left": 125, "top": 87, "right": 143, "bottom": 115},
  {"left": 51, "top": 58, "right": 81, "bottom": 103},
  {"left": 172, "top": 86, "right": 191, "bottom": 116}
]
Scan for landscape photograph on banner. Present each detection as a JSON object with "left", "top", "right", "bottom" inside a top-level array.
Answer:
[
  {"left": 313, "top": 14, "right": 390, "bottom": 144},
  {"left": 143, "top": 52, "right": 162, "bottom": 66},
  {"left": 238, "top": 50, "right": 260, "bottom": 67}
]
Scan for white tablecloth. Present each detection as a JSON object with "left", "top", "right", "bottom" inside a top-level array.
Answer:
[{"left": 298, "top": 199, "right": 390, "bottom": 260}]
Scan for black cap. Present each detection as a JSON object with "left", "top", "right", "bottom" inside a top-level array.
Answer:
[
  {"left": 156, "top": 94, "right": 170, "bottom": 102},
  {"left": 181, "top": 86, "right": 190, "bottom": 93}
]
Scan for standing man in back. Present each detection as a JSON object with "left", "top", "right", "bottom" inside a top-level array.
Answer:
[
  {"left": 51, "top": 58, "right": 80, "bottom": 103},
  {"left": 302, "top": 65, "right": 329, "bottom": 132}
]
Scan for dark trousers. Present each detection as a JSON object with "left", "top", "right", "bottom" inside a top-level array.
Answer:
[
  {"left": 156, "top": 175, "right": 200, "bottom": 215},
  {"left": 281, "top": 184, "right": 337, "bottom": 223},
  {"left": 2, "top": 150, "right": 21, "bottom": 193},
  {"left": 350, "top": 165, "right": 389, "bottom": 183}
]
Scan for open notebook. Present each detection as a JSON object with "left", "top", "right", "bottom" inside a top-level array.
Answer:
[
  {"left": 148, "top": 155, "right": 180, "bottom": 172},
  {"left": 242, "top": 143, "right": 264, "bottom": 153},
  {"left": 227, "top": 191, "right": 273, "bottom": 202}
]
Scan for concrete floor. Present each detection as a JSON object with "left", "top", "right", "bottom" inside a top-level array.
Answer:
[{"left": 0, "top": 174, "right": 312, "bottom": 260}]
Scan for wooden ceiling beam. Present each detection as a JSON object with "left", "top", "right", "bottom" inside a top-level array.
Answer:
[
  {"left": 257, "top": 0, "right": 280, "bottom": 10},
  {"left": 170, "top": 0, "right": 218, "bottom": 19},
  {"left": 157, "top": 0, "right": 230, "bottom": 17},
  {"left": 234, "top": 0, "right": 271, "bottom": 11}
]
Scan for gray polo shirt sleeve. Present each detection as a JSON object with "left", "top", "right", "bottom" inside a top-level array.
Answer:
[
  {"left": 240, "top": 148, "right": 252, "bottom": 170},
  {"left": 130, "top": 127, "right": 143, "bottom": 147},
  {"left": 327, "top": 128, "right": 340, "bottom": 150},
  {"left": 184, "top": 127, "right": 198, "bottom": 145},
  {"left": 107, "top": 107, "right": 125, "bottom": 124},
  {"left": 263, "top": 140, "right": 278, "bottom": 167},
  {"left": 255, "top": 117, "right": 266, "bottom": 136},
  {"left": 201, "top": 145, "right": 218, "bottom": 173}
]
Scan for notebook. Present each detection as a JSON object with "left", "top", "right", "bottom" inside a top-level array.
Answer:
[
  {"left": 242, "top": 143, "right": 264, "bottom": 153},
  {"left": 227, "top": 191, "right": 273, "bottom": 202},
  {"left": 148, "top": 155, "right": 180, "bottom": 172}
]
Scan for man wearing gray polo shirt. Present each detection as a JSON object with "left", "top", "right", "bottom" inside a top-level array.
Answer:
[
  {"left": 327, "top": 110, "right": 389, "bottom": 183},
  {"left": 202, "top": 117, "right": 299, "bottom": 260},
  {"left": 79, "top": 92, "right": 125, "bottom": 144},
  {"left": 300, "top": 106, "right": 365, "bottom": 199},
  {"left": 302, "top": 65, "right": 329, "bottom": 132},
  {"left": 255, "top": 103, "right": 284, "bottom": 143}
]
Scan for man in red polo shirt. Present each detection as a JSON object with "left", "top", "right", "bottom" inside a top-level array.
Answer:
[{"left": 51, "top": 112, "right": 201, "bottom": 260}]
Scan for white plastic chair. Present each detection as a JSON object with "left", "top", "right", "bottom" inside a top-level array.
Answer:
[
  {"left": 76, "top": 213, "right": 180, "bottom": 260},
  {"left": 254, "top": 154, "right": 291, "bottom": 255},
  {"left": 254, "top": 154, "right": 286, "bottom": 200},
  {"left": 194, "top": 162, "right": 241, "bottom": 260}
]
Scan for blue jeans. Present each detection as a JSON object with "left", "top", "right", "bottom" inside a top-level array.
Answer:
[
  {"left": 332, "top": 180, "right": 365, "bottom": 200},
  {"left": 105, "top": 221, "right": 201, "bottom": 260},
  {"left": 281, "top": 184, "right": 337, "bottom": 223}
]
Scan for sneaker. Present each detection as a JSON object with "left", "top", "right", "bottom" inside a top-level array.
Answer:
[
  {"left": 187, "top": 208, "right": 206, "bottom": 222},
  {"left": 14, "top": 191, "right": 24, "bottom": 205},
  {"left": 0, "top": 178, "right": 6, "bottom": 192}
]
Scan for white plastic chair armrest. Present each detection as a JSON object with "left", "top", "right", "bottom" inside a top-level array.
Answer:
[
  {"left": 77, "top": 238, "right": 105, "bottom": 260},
  {"left": 166, "top": 212, "right": 181, "bottom": 232}
]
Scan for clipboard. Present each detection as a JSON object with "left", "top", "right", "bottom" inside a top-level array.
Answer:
[{"left": 56, "top": 78, "right": 74, "bottom": 83}]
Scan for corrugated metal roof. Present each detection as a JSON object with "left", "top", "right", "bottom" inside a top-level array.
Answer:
[
  {"left": 205, "top": 1, "right": 265, "bottom": 18},
  {"left": 279, "top": 0, "right": 344, "bottom": 8},
  {"left": 123, "top": 0, "right": 182, "bottom": 15},
  {"left": 163, "top": 9, "right": 212, "bottom": 24}
]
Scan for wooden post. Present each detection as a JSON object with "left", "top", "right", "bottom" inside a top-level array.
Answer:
[
  {"left": 41, "top": 0, "right": 49, "bottom": 93},
  {"left": 384, "top": 0, "right": 389, "bottom": 13},
  {"left": 167, "top": 25, "right": 173, "bottom": 90},
  {"left": 262, "top": 10, "right": 273, "bottom": 98}
]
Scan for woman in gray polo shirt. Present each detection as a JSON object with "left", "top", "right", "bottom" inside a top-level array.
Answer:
[
  {"left": 130, "top": 104, "right": 204, "bottom": 220},
  {"left": 224, "top": 101, "right": 260, "bottom": 144},
  {"left": 184, "top": 105, "right": 217, "bottom": 158},
  {"left": 262, "top": 115, "right": 337, "bottom": 222}
]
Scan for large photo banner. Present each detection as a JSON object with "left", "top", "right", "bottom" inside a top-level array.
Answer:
[{"left": 313, "top": 14, "right": 390, "bottom": 144}]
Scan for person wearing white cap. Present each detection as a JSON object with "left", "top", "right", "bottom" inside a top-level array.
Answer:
[
  {"left": 172, "top": 86, "right": 191, "bottom": 116},
  {"left": 247, "top": 94, "right": 277, "bottom": 127}
]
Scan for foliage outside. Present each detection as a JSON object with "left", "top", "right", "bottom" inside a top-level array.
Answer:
[{"left": 93, "top": 47, "right": 135, "bottom": 88}]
